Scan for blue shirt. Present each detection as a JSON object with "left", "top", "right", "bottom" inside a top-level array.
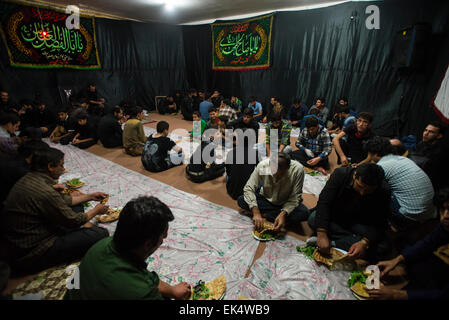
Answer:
[
  {"left": 377, "top": 154, "right": 436, "bottom": 222},
  {"left": 199, "top": 101, "right": 214, "bottom": 121},
  {"left": 248, "top": 102, "right": 262, "bottom": 115}
]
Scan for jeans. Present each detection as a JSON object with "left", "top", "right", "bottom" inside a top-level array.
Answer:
[{"left": 237, "top": 193, "right": 310, "bottom": 229}]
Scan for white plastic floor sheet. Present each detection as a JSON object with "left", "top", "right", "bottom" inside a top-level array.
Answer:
[{"left": 49, "top": 141, "right": 352, "bottom": 300}]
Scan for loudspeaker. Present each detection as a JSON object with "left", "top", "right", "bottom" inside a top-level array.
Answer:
[{"left": 393, "top": 23, "right": 431, "bottom": 69}]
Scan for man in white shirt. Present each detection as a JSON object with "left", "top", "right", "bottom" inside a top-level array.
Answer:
[{"left": 237, "top": 153, "right": 309, "bottom": 231}]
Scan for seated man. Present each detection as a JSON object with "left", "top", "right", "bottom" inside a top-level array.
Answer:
[
  {"left": 364, "top": 137, "right": 437, "bottom": 234},
  {"left": 226, "top": 135, "right": 259, "bottom": 200},
  {"left": 158, "top": 95, "right": 177, "bottom": 115},
  {"left": 64, "top": 196, "right": 191, "bottom": 300},
  {"left": 292, "top": 116, "right": 332, "bottom": 174},
  {"left": 248, "top": 96, "right": 263, "bottom": 123},
  {"left": 199, "top": 93, "right": 214, "bottom": 121},
  {"left": 228, "top": 107, "right": 260, "bottom": 134},
  {"left": 189, "top": 111, "right": 207, "bottom": 138},
  {"left": 97, "top": 106, "right": 124, "bottom": 148},
  {"left": 78, "top": 83, "right": 105, "bottom": 118},
  {"left": 287, "top": 98, "right": 309, "bottom": 127},
  {"left": 49, "top": 106, "right": 77, "bottom": 144},
  {"left": 333, "top": 112, "right": 375, "bottom": 166},
  {"left": 265, "top": 112, "right": 293, "bottom": 157},
  {"left": 368, "top": 188, "right": 449, "bottom": 300},
  {"left": 262, "top": 96, "right": 280, "bottom": 124},
  {"left": 230, "top": 95, "right": 243, "bottom": 115},
  {"left": 308, "top": 97, "right": 329, "bottom": 124},
  {"left": 181, "top": 89, "right": 195, "bottom": 121},
  {"left": 218, "top": 99, "right": 238, "bottom": 122},
  {"left": 237, "top": 153, "right": 309, "bottom": 232},
  {"left": 71, "top": 112, "right": 98, "bottom": 149},
  {"left": 409, "top": 121, "right": 446, "bottom": 191},
  {"left": 206, "top": 107, "right": 219, "bottom": 130},
  {"left": 0, "top": 140, "right": 49, "bottom": 212},
  {"left": 2, "top": 147, "right": 109, "bottom": 274},
  {"left": 328, "top": 106, "right": 356, "bottom": 136},
  {"left": 0, "top": 90, "right": 18, "bottom": 114},
  {"left": 0, "top": 112, "right": 21, "bottom": 156},
  {"left": 123, "top": 107, "right": 146, "bottom": 156},
  {"left": 186, "top": 140, "right": 225, "bottom": 183},
  {"left": 33, "top": 101, "right": 57, "bottom": 138},
  {"left": 308, "top": 163, "right": 391, "bottom": 260},
  {"left": 142, "top": 121, "right": 184, "bottom": 172}
]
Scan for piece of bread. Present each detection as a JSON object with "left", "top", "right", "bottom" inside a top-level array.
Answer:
[
  {"left": 95, "top": 208, "right": 121, "bottom": 223},
  {"left": 313, "top": 248, "right": 345, "bottom": 267},
  {"left": 350, "top": 282, "right": 370, "bottom": 298}
]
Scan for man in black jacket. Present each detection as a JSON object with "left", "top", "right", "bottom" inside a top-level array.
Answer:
[
  {"left": 98, "top": 106, "right": 124, "bottom": 148},
  {"left": 228, "top": 108, "right": 260, "bottom": 133},
  {"left": 308, "top": 163, "right": 391, "bottom": 260}
]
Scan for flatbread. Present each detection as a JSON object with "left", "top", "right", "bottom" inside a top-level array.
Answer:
[
  {"left": 95, "top": 208, "right": 121, "bottom": 223},
  {"left": 191, "top": 275, "right": 226, "bottom": 300},
  {"left": 313, "top": 248, "right": 345, "bottom": 268},
  {"left": 101, "top": 195, "right": 110, "bottom": 205},
  {"left": 253, "top": 222, "right": 276, "bottom": 240},
  {"left": 350, "top": 282, "right": 370, "bottom": 298}
]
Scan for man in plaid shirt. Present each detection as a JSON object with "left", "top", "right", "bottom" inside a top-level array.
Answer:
[
  {"left": 292, "top": 116, "right": 332, "bottom": 174},
  {"left": 218, "top": 99, "right": 238, "bottom": 122}
]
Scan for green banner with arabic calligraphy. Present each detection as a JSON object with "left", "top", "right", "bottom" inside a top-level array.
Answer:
[
  {"left": 211, "top": 14, "right": 273, "bottom": 71},
  {"left": 0, "top": 2, "right": 100, "bottom": 69}
]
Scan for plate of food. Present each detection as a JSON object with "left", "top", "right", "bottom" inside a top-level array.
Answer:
[
  {"left": 190, "top": 275, "right": 226, "bottom": 300},
  {"left": 252, "top": 222, "right": 278, "bottom": 241},
  {"left": 313, "top": 247, "right": 350, "bottom": 268},
  {"left": 348, "top": 270, "right": 371, "bottom": 300},
  {"left": 65, "top": 178, "right": 84, "bottom": 189},
  {"left": 95, "top": 207, "right": 122, "bottom": 223}
]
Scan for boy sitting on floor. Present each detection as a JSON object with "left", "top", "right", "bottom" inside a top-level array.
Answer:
[
  {"left": 123, "top": 107, "right": 146, "bottom": 156},
  {"left": 49, "top": 106, "right": 76, "bottom": 145},
  {"left": 190, "top": 111, "right": 207, "bottom": 139},
  {"left": 141, "top": 121, "right": 184, "bottom": 172},
  {"left": 71, "top": 112, "right": 98, "bottom": 149}
]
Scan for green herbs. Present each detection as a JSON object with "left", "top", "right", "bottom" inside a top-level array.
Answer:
[
  {"left": 66, "top": 178, "right": 82, "bottom": 186},
  {"left": 296, "top": 245, "right": 316, "bottom": 259},
  {"left": 260, "top": 231, "right": 276, "bottom": 240},
  {"left": 308, "top": 171, "right": 321, "bottom": 176},
  {"left": 83, "top": 202, "right": 91, "bottom": 208},
  {"left": 348, "top": 270, "right": 368, "bottom": 288},
  {"left": 192, "top": 281, "right": 210, "bottom": 300}
]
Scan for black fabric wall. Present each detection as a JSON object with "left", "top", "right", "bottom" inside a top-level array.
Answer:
[
  {"left": 1, "top": 0, "right": 449, "bottom": 136},
  {"left": 0, "top": 17, "right": 188, "bottom": 110},
  {"left": 183, "top": 0, "right": 449, "bottom": 136}
]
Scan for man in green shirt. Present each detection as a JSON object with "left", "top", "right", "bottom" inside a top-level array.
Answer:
[
  {"left": 64, "top": 196, "right": 192, "bottom": 300},
  {"left": 123, "top": 107, "right": 146, "bottom": 156}
]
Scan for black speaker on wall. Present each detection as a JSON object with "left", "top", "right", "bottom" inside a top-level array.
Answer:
[{"left": 393, "top": 23, "right": 431, "bottom": 69}]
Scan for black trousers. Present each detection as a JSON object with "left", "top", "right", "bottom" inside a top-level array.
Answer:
[
  {"left": 291, "top": 149, "right": 329, "bottom": 169},
  {"left": 237, "top": 193, "right": 310, "bottom": 229},
  {"left": 13, "top": 226, "right": 108, "bottom": 275}
]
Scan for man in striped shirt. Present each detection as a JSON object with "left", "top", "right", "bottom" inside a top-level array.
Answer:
[
  {"left": 3, "top": 147, "right": 109, "bottom": 274},
  {"left": 365, "top": 137, "right": 437, "bottom": 236},
  {"left": 292, "top": 116, "right": 332, "bottom": 174}
]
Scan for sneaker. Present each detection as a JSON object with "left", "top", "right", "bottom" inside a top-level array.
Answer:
[{"left": 306, "top": 236, "right": 317, "bottom": 246}]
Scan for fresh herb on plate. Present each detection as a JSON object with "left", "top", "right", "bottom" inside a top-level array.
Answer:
[
  {"left": 296, "top": 245, "right": 316, "bottom": 259},
  {"left": 348, "top": 270, "right": 368, "bottom": 288}
]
